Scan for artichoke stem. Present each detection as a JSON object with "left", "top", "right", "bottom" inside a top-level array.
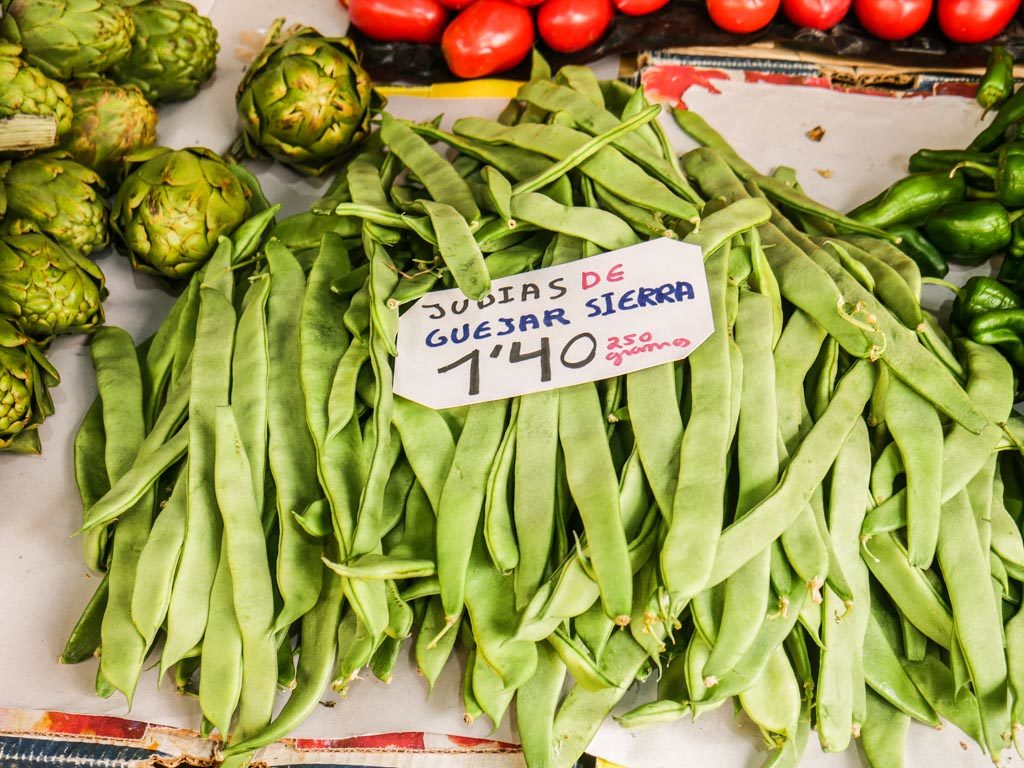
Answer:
[{"left": 0, "top": 115, "right": 58, "bottom": 153}]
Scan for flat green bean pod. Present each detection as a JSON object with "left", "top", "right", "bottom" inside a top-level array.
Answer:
[
  {"left": 199, "top": 543, "right": 243, "bottom": 739},
  {"left": 159, "top": 242, "right": 239, "bottom": 673},
  {"left": 483, "top": 399, "right": 519, "bottom": 574},
  {"left": 415, "top": 199, "right": 491, "bottom": 301},
  {"left": 347, "top": 153, "right": 399, "bottom": 244},
  {"left": 516, "top": 643, "right": 567, "bottom": 767},
  {"left": 707, "top": 359, "right": 877, "bottom": 587},
  {"left": 546, "top": 628, "right": 618, "bottom": 692},
  {"left": 559, "top": 383, "right": 632, "bottom": 624},
  {"left": 684, "top": 197, "right": 770, "bottom": 257},
  {"left": 381, "top": 113, "right": 480, "bottom": 223},
  {"left": 78, "top": 427, "right": 189, "bottom": 533},
  {"left": 60, "top": 573, "right": 109, "bottom": 666},
  {"left": 615, "top": 698, "right": 690, "bottom": 730},
  {"left": 437, "top": 399, "right": 509, "bottom": 622},
  {"left": 825, "top": 238, "right": 922, "bottom": 328},
  {"left": 87, "top": 326, "right": 152, "bottom": 705},
  {"left": 738, "top": 646, "right": 801, "bottom": 741},
  {"left": 765, "top": 196, "right": 986, "bottom": 434},
  {"left": 884, "top": 375, "right": 943, "bottom": 567},
  {"left": 454, "top": 114, "right": 697, "bottom": 223},
  {"left": 862, "top": 340, "right": 1016, "bottom": 537},
  {"left": 214, "top": 406, "right": 278, "bottom": 739},
  {"left": 863, "top": 531, "right": 952, "bottom": 647},
  {"left": 817, "top": 419, "right": 872, "bottom": 751},
  {"left": 660, "top": 240, "right": 733, "bottom": 612},
  {"left": 408, "top": 122, "right": 551, "bottom": 181},
  {"left": 903, "top": 653, "right": 985, "bottom": 746},
  {"left": 415, "top": 595, "right": 457, "bottom": 691},
  {"left": 515, "top": 105, "right": 664, "bottom": 196},
  {"left": 266, "top": 242, "right": 324, "bottom": 633},
  {"left": 859, "top": 689, "right": 910, "bottom": 768},
  {"left": 480, "top": 165, "right": 514, "bottom": 224},
  {"left": 863, "top": 608, "right": 940, "bottom": 726},
  {"left": 938, "top": 488, "right": 1011, "bottom": 755},
  {"left": 513, "top": 390, "right": 559, "bottom": 609},
  {"left": 74, "top": 398, "right": 110, "bottom": 571},
  {"left": 322, "top": 553, "right": 436, "bottom": 580},
  {"left": 130, "top": 462, "right": 188, "bottom": 650},
  {"left": 222, "top": 558, "right": 345, "bottom": 757},
  {"left": 516, "top": 80, "right": 702, "bottom": 205},
  {"left": 549, "top": 631, "right": 653, "bottom": 768},
  {"left": 703, "top": 291, "right": 776, "bottom": 682},
  {"left": 510, "top": 192, "right": 640, "bottom": 251},
  {"left": 471, "top": 650, "right": 517, "bottom": 729}
]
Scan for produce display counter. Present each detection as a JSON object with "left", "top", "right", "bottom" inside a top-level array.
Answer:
[{"left": 0, "top": 1, "right": 1012, "bottom": 767}]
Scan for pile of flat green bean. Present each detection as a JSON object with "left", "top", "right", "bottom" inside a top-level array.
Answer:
[{"left": 60, "top": 58, "right": 1024, "bottom": 768}]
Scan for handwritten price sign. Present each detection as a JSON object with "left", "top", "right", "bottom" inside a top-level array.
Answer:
[{"left": 393, "top": 238, "right": 713, "bottom": 409}]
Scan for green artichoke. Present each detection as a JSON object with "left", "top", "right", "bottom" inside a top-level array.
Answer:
[
  {"left": 0, "top": 233, "right": 106, "bottom": 339},
  {"left": 109, "top": 0, "right": 218, "bottom": 103},
  {"left": 235, "top": 19, "right": 377, "bottom": 176},
  {"left": 0, "top": 318, "right": 59, "bottom": 454},
  {"left": 0, "top": 0, "right": 135, "bottom": 81},
  {"left": 112, "top": 146, "right": 250, "bottom": 279},
  {"left": 0, "top": 153, "right": 109, "bottom": 255},
  {"left": 0, "top": 43, "right": 74, "bottom": 153},
  {"left": 59, "top": 78, "right": 158, "bottom": 184}
]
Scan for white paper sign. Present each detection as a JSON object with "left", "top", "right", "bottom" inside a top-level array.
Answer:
[{"left": 393, "top": 238, "right": 714, "bottom": 409}]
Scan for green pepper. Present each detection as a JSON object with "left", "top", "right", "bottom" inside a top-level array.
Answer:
[
  {"left": 956, "top": 143, "right": 1024, "bottom": 207},
  {"left": 951, "top": 275, "right": 1024, "bottom": 330},
  {"left": 886, "top": 224, "right": 948, "bottom": 278},
  {"left": 998, "top": 218, "right": 1024, "bottom": 290},
  {"left": 1004, "top": 217, "right": 1024, "bottom": 259},
  {"left": 968, "top": 309, "right": 1024, "bottom": 369},
  {"left": 998, "top": 253, "right": 1024, "bottom": 291},
  {"left": 923, "top": 200, "right": 1019, "bottom": 265},
  {"left": 970, "top": 79, "right": 1024, "bottom": 150},
  {"left": 908, "top": 148, "right": 996, "bottom": 178},
  {"left": 1013, "top": 216, "right": 1024, "bottom": 253},
  {"left": 978, "top": 45, "right": 1015, "bottom": 116},
  {"left": 848, "top": 170, "right": 967, "bottom": 229}
]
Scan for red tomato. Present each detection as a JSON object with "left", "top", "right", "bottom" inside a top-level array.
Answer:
[
  {"left": 508, "top": 0, "right": 548, "bottom": 7},
  {"left": 937, "top": 0, "right": 1021, "bottom": 42},
  {"left": 348, "top": 0, "right": 449, "bottom": 43},
  {"left": 781, "top": 0, "right": 851, "bottom": 28},
  {"left": 537, "top": 0, "right": 615, "bottom": 53},
  {"left": 706, "top": 0, "right": 781, "bottom": 33},
  {"left": 441, "top": 1, "right": 534, "bottom": 78},
  {"left": 614, "top": 0, "right": 670, "bottom": 15},
  {"left": 853, "top": 0, "right": 931, "bottom": 39},
  {"left": 437, "top": 0, "right": 476, "bottom": 10}
]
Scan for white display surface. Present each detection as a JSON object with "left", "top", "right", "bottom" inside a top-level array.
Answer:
[{"left": 0, "top": 1, "right": 1001, "bottom": 766}]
